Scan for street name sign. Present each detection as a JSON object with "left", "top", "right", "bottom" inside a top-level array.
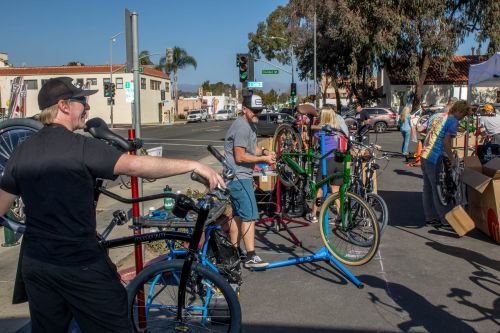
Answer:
[
  {"left": 262, "top": 69, "right": 279, "bottom": 74},
  {"left": 247, "top": 81, "right": 263, "bottom": 88}
]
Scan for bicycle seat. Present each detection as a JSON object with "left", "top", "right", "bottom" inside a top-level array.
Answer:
[
  {"left": 297, "top": 104, "right": 319, "bottom": 117},
  {"left": 85, "top": 118, "right": 137, "bottom": 152}
]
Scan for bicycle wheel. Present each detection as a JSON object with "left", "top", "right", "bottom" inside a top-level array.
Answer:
[
  {"left": 0, "top": 118, "right": 43, "bottom": 223},
  {"left": 272, "top": 124, "right": 303, "bottom": 188},
  {"left": 435, "top": 155, "right": 452, "bottom": 206},
  {"left": 319, "top": 191, "right": 380, "bottom": 266},
  {"left": 365, "top": 192, "right": 388, "bottom": 235},
  {"left": 127, "top": 260, "right": 241, "bottom": 333}
]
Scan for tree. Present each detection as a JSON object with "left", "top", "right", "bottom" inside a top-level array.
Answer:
[
  {"left": 138, "top": 50, "right": 154, "bottom": 66},
  {"left": 199, "top": 80, "right": 237, "bottom": 97},
  {"left": 66, "top": 61, "right": 84, "bottom": 66},
  {"left": 158, "top": 47, "right": 197, "bottom": 116}
]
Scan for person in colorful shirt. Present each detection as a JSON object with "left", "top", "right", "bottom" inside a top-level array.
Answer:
[
  {"left": 307, "top": 106, "right": 348, "bottom": 223},
  {"left": 420, "top": 100, "right": 471, "bottom": 226}
]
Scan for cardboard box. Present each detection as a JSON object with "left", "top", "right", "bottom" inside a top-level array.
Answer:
[
  {"left": 255, "top": 175, "right": 277, "bottom": 192},
  {"left": 445, "top": 205, "right": 475, "bottom": 236},
  {"left": 461, "top": 156, "right": 500, "bottom": 244},
  {"left": 452, "top": 132, "right": 478, "bottom": 149}
]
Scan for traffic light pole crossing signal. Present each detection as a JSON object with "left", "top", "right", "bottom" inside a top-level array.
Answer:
[
  {"left": 236, "top": 53, "right": 254, "bottom": 83},
  {"left": 111, "top": 83, "right": 116, "bottom": 98},
  {"left": 104, "top": 83, "right": 111, "bottom": 97},
  {"left": 290, "top": 83, "right": 297, "bottom": 106}
]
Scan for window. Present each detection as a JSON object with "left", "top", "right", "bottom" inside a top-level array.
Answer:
[
  {"left": 41, "top": 79, "right": 49, "bottom": 87},
  {"left": 25, "top": 80, "right": 38, "bottom": 90},
  {"left": 87, "top": 78, "right": 97, "bottom": 86},
  {"left": 76, "top": 79, "right": 84, "bottom": 88},
  {"left": 116, "top": 78, "right": 123, "bottom": 89},
  {"left": 150, "top": 80, "right": 161, "bottom": 91},
  {"left": 165, "top": 82, "right": 170, "bottom": 93},
  {"left": 258, "top": 115, "right": 267, "bottom": 122},
  {"left": 103, "top": 78, "right": 110, "bottom": 85},
  {"left": 367, "top": 109, "right": 378, "bottom": 115},
  {"left": 141, "top": 78, "right": 146, "bottom": 90}
]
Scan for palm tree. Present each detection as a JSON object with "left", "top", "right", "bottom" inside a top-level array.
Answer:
[
  {"left": 139, "top": 50, "right": 154, "bottom": 66},
  {"left": 158, "top": 47, "right": 197, "bottom": 117}
]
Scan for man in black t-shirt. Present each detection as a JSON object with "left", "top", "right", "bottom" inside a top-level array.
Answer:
[
  {"left": 354, "top": 101, "right": 370, "bottom": 143},
  {"left": 0, "top": 77, "right": 223, "bottom": 333}
]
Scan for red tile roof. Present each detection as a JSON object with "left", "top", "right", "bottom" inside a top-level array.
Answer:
[
  {"left": 388, "top": 55, "right": 488, "bottom": 84},
  {"left": 0, "top": 64, "right": 169, "bottom": 80}
]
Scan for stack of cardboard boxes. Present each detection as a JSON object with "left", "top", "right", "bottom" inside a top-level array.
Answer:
[{"left": 460, "top": 156, "right": 500, "bottom": 244}]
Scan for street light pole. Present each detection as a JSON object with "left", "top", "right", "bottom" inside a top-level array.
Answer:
[{"left": 109, "top": 32, "right": 123, "bottom": 128}]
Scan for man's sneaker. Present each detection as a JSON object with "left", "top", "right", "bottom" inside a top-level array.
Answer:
[
  {"left": 306, "top": 213, "right": 318, "bottom": 223},
  {"left": 244, "top": 255, "right": 269, "bottom": 269},
  {"left": 425, "top": 218, "right": 440, "bottom": 226}
]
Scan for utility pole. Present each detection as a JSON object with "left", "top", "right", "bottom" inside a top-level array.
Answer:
[{"left": 109, "top": 32, "right": 123, "bottom": 128}]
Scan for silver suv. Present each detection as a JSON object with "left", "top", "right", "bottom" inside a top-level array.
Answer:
[{"left": 187, "top": 109, "right": 208, "bottom": 123}]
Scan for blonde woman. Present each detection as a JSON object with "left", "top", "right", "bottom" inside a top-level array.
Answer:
[
  {"left": 399, "top": 106, "right": 411, "bottom": 161},
  {"left": 307, "top": 106, "right": 348, "bottom": 222}
]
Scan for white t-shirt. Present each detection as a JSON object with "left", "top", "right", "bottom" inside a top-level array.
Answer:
[{"left": 479, "top": 114, "right": 500, "bottom": 136}]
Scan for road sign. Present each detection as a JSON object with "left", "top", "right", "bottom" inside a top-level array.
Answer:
[
  {"left": 247, "top": 81, "right": 263, "bottom": 88},
  {"left": 262, "top": 69, "right": 279, "bottom": 74},
  {"left": 124, "top": 67, "right": 143, "bottom": 73},
  {"left": 125, "top": 82, "right": 134, "bottom": 103}
]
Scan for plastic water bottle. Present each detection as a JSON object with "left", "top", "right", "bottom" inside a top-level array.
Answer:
[
  {"left": 256, "top": 163, "right": 269, "bottom": 173},
  {"left": 163, "top": 185, "right": 174, "bottom": 210}
]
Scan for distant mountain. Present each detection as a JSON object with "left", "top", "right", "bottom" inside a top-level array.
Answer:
[{"left": 179, "top": 82, "right": 313, "bottom": 96}]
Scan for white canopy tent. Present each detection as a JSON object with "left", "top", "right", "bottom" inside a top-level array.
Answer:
[
  {"left": 464, "top": 53, "right": 500, "bottom": 156},
  {"left": 468, "top": 52, "right": 500, "bottom": 95}
]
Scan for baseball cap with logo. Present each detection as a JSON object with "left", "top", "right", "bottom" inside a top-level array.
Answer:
[
  {"left": 38, "top": 77, "right": 98, "bottom": 110},
  {"left": 242, "top": 94, "right": 264, "bottom": 112}
]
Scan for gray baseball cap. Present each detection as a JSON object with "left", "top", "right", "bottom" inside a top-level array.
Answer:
[{"left": 242, "top": 94, "right": 264, "bottom": 112}]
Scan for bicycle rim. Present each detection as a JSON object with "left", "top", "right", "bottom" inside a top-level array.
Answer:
[
  {"left": 365, "top": 193, "right": 388, "bottom": 235},
  {"left": 273, "top": 124, "right": 303, "bottom": 188},
  {"left": 319, "top": 192, "right": 380, "bottom": 266},
  {"left": 0, "top": 118, "right": 43, "bottom": 223},
  {"left": 127, "top": 260, "right": 241, "bottom": 333}
]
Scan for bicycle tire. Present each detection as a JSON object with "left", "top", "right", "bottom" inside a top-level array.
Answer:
[
  {"left": 365, "top": 192, "right": 388, "bottom": 235},
  {"left": 127, "top": 260, "right": 241, "bottom": 333},
  {"left": 318, "top": 191, "right": 380, "bottom": 266},
  {"left": 272, "top": 124, "right": 303, "bottom": 188},
  {"left": 436, "top": 155, "right": 451, "bottom": 206},
  {"left": 0, "top": 118, "right": 43, "bottom": 223}
]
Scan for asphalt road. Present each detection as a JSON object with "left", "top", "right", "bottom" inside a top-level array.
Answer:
[{"left": 114, "top": 120, "right": 233, "bottom": 161}]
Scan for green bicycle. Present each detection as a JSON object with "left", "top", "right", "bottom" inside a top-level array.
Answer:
[{"left": 273, "top": 105, "right": 379, "bottom": 266}]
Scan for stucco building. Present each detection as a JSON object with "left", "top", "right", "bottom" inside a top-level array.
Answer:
[{"left": 0, "top": 62, "right": 171, "bottom": 125}]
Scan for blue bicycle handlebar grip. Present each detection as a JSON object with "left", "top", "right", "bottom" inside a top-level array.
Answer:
[
  {"left": 207, "top": 145, "right": 224, "bottom": 163},
  {"left": 191, "top": 171, "right": 210, "bottom": 187}
]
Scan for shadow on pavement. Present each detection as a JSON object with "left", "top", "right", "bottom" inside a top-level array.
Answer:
[
  {"left": 378, "top": 190, "right": 424, "bottom": 228},
  {"left": 393, "top": 169, "right": 423, "bottom": 179},
  {"left": 359, "top": 274, "right": 477, "bottom": 333}
]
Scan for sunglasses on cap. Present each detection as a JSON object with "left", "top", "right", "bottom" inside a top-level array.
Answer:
[{"left": 67, "top": 96, "right": 88, "bottom": 107}]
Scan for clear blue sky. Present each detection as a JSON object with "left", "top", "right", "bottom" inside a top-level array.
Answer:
[{"left": 1, "top": 0, "right": 485, "bottom": 87}]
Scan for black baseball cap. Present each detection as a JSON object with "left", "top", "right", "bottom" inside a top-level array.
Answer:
[
  {"left": 242, "top": 95, "right": 264, "bottom": 112},
  {"left": 38, "top": 77, "right": 98, "bottom": 110}
]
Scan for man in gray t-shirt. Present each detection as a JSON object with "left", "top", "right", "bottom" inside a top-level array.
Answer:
[{"left": 224, "top": 94, "right": 276, "bottom": 269}]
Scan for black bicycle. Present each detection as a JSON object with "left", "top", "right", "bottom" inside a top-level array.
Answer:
[{"left": 0, "top": 118, "right": 242, "bottom": 332}]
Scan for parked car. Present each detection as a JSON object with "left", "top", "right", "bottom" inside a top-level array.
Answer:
[
  {"left": 344, "top": 107, "right": 398, "bottom": 133},
  {"left": 256, "top": 113, "right": 295, "bottom": 136},
  {"left": 215, "top": 109, "right": 232, "bottom": 121},
  {"left": 187, "top": 109, "right": 208, "bottom": 123},
  {"left": 280, "top": 108, "right": 295, "bottom": 117}
]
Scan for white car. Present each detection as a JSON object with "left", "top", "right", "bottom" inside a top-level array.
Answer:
[
  {"left": 187, "top": 109, "right": 208, "bottom": 123},
  {"left": 215, "top": 109, "right": 232, "bottom": 121}
]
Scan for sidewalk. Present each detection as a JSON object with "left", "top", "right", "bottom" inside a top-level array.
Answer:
[{"left": 0, "top": 152, "right": 221, "bottom": 333}]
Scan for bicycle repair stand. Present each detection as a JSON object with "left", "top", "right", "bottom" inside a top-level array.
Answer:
[
  {"left": 255, "top": 136, "right": 310, "bottom": 246},
  {"left": 254, "top": 132, "right": 363, "bottom": 288}
]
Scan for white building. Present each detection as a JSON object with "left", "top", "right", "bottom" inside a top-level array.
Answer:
[
  {"left": 203, "top": 94, "right": 238, "bottom": 117},
  {"left": 0, "top": 63, "right": 171, "bottom": 125},
  {"left": 379, "top": 55, "right": 497, "bottom": 112}
]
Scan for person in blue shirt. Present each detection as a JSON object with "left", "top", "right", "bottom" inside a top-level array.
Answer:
[{"left": 399, "top": 106, "right": 412, "bottom": 162}]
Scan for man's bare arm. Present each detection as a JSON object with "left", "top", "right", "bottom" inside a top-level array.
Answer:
[
  {"left": 114, "top": 155, "right": 224, "bottom": 189},
  {"left": 0, "top": 190, "right": 17, "bottom": 216}
]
